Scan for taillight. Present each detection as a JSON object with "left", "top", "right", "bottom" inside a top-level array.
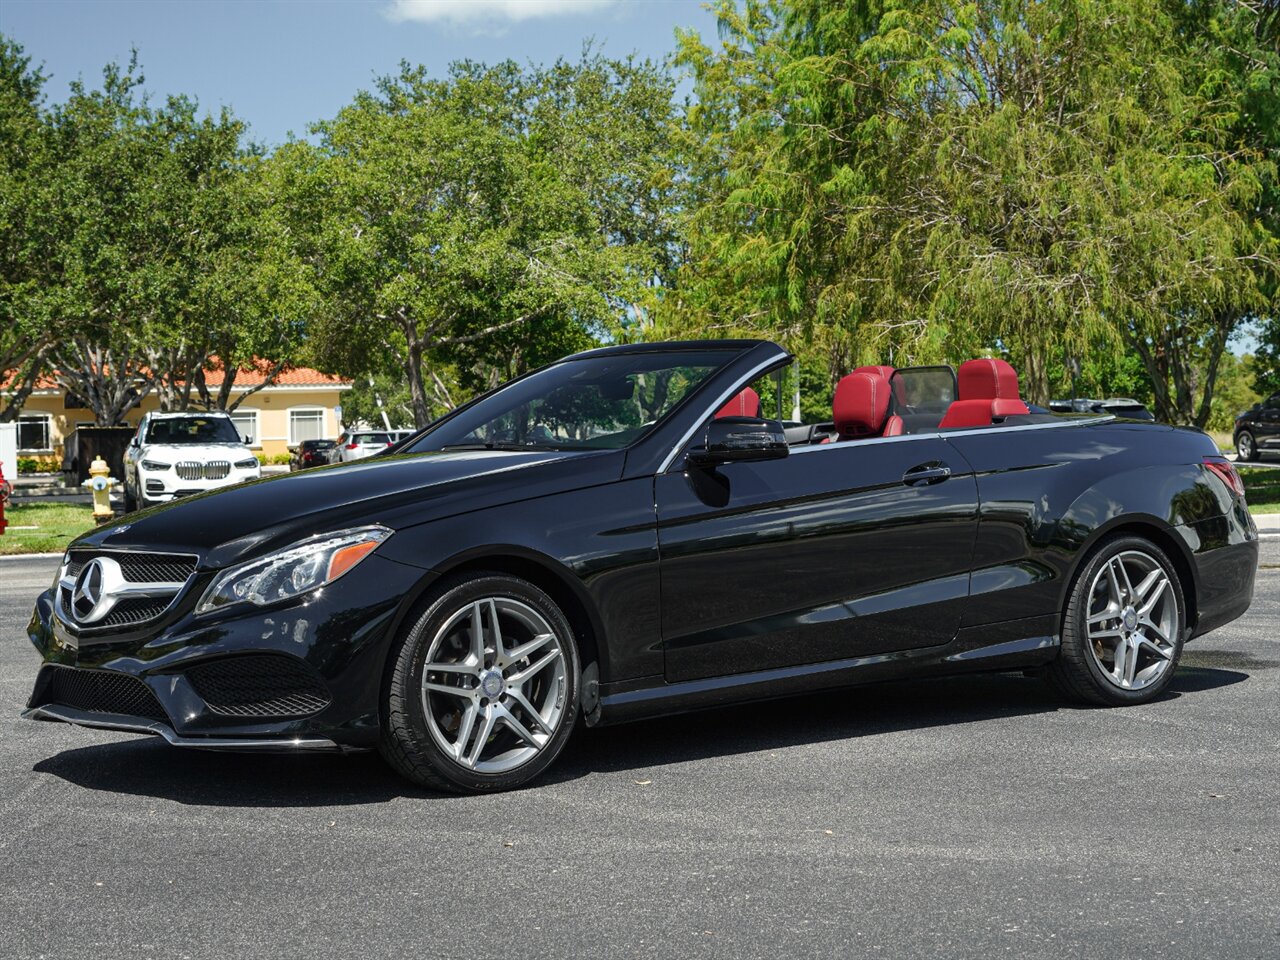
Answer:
[
  {"left": 1203, "top": 456, "right": 1245, "bottom": 498},
  {"left": 346, "top": 443, "right": 358, "bottom": 450}
]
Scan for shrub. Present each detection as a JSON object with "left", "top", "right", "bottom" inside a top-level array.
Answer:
[
  {"left": 270, "top": 453, "right": 292, "bottom": 465},
  {"left": 15, "top": 456, "right": 57, "bottom": 474}
]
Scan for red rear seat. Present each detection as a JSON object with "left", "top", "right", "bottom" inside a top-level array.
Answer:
[
  {"left": 832, "top": 371, "right": 891, "bottom": 440},
  {"left": 715, "top": 387, "right": 762, "bottom": 419},
  {"left": 939, "top": 358, "right": 1029, "bottom": 428}
]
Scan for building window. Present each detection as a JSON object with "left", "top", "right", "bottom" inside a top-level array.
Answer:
[
  {"left": 289, "top": 408, "right": 326, "bottom": 445},
  {"left": 230, "top": 409, "right": 259, "bottom": 447},
  {"left": 17, "top": 413, "right": 53, "bottom": 452}
]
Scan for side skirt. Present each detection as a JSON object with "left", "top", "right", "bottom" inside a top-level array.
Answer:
[{"left": 595, "top": 614, "right": 1059, "bottom": 725}]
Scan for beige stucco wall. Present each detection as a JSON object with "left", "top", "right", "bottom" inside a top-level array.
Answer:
[{"left": 14, "top": 386, "right": 348, "bottom": 461}]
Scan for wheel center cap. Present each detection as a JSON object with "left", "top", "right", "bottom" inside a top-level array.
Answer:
[
  {"left": 480, "top": 671, "right": 505, "bottom": 698},
  {"left": 1121, "top": 606, "right": 1139, "bottom": 632}
]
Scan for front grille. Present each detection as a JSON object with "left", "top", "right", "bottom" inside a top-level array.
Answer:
[
  {"left": 98, "top": 598, "right": 173, "bottom": 628},
  {"left": 176, "top": 461, "right": 229, "bottom": 480},
  {"left": 186, "top": 655, "right": 332, "bottom": 719},
  {"left": 58, "top": 551, "right": 197, "bottom": 632},
  {"left": 34, "top": 666, "right": 169, "bottom": 722}
]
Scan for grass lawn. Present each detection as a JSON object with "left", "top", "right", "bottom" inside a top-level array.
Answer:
[
  {"left": 0, "top": 502, "right": 98, "bottom": 555},
  {"left": 1238, "top": 465, "right": 1280, "bottom": 514}
]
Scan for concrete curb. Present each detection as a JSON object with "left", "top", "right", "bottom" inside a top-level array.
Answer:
[{"left": 0, "top": 552, "right": 64, "bottom": 560}]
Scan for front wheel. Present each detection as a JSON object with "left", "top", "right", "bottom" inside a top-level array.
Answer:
[
  {"left": 1236, "top": 430, "right": 1259, "bottom": 462},
  {"left": 380, "top": 573, "right": 580, "bottom": 793},
  {"left": 1048, "top": 536, "right": 1186, "bottom": 706}
]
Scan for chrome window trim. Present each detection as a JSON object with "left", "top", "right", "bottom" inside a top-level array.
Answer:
[
  {"left": 658, "top": 352, "right": 792, "bottom": 474},
  {"left": 786, "top": 414, "right": 1116, "bottom": 455}
]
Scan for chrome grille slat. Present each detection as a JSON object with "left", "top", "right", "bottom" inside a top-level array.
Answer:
[{"left": 176, "top": 461, "right": 230, "bottom": 481}]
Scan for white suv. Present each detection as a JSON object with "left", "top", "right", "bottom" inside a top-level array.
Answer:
[{"left": 123, "top": 412, "right": 261, "bottom": 511}]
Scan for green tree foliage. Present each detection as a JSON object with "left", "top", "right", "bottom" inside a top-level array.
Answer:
[
  {"left": 0, "top": 37, "right": 55, "bottom": 421},
  {"left": 280, "top": 54, "right": 677, "bottom": 427},
  {"left": 670, "top": 1, "right": 1277, "bottom": 422}
]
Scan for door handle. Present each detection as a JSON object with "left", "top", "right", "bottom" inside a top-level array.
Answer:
[{"left": 903, "top": 462, "right": 951, "bottom": 486}]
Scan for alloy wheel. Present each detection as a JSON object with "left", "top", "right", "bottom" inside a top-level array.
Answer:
[
  {"left": 1238, "top": 432, "right": 1254, "bottom": 460},
  {"left": 1085, "top": 550, "right": 1180, "bottom": 691},
  {"left": 419, "top": 597, "right": 568, "bottom": 774}
]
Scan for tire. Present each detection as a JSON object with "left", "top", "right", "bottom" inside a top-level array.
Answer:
[
  {"left": 123, "top": 483, "right": 137, "bottom": 513},
  {"left": 1236, "top": 430, "right": 1259, "bottom": 462},
  {"left": 380, "top": 573, "right": 580, "bottom": 793},
  {"left": 1047, "top": 535, "right": 1186, "bottom": 706}
]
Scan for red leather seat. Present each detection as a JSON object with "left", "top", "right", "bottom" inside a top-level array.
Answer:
[
  {"left": 715, "top": 387, "right": 762, "bottom": 419},
  {"left": 938, "top": 399, "right": 995, "bottom": 429},
  {"left": 957, "top": 358, "right": 1029, "bottom": 416},
  {"left": 832, "top": 371, "right": 890, "bottom": 440}
]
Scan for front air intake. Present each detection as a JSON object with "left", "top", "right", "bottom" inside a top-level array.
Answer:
[{"left": 185, "top": 655, "right": 332, "bottom": 719}]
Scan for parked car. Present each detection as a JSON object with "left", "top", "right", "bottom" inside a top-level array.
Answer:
[
  {"left": 291, "top": 439, "right": 337, "bottom": 471},
  {"left": 25, "top": 342, "right": 1257, "bottom": 794},
  {"left": 122, "top": 411, "right": 260, "bottom": 511},
  {"left": 1049, "top": 397, "right": 1156, "bottom": 420},
  {"left": 1233, "top": 394, "right": 1280, "bottom": 461},
  {"left": 332, "top": 430, "right": 394, "bottom": 463}
]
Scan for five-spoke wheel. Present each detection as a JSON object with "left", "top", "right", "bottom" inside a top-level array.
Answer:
[
  {"left": 380, "top": 574, "right": 580, "bottom": 793},
  {"left": 420, "top": 597, "right": 568, "bottom": 773},
  {"left": 1049, "top": 536, "right": 1186, "bottom": 705}
]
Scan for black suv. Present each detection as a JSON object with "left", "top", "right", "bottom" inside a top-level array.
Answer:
[
  {"left": 290, "top": 438, "right": 337, "bottom": 470},
  {"left": 1234, "top": 395, "right": 1280, "bottom": 461}
]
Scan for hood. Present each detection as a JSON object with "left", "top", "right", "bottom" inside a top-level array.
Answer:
[
  {"left": 77, "top": 448, "right": 626, "bottom": 566},
  {"left": 141, "top": 442, "right": 254, "bottom": 461}
]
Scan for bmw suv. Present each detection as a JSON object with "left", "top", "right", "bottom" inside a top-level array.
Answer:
[{"left": 123, "top": 412, "right": 261, "bottom": 511}]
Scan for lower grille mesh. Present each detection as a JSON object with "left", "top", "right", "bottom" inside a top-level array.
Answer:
[
  {"left": 185, "top": 655, "right": 331, "bottom": 718},
  {"left": 36, "top": 667, "right": 168, "bottom": 722}
]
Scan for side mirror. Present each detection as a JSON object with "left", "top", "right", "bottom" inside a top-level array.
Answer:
[
  {"left": 687, "top": 416, "right": 789, "bottom": 468},
  {"left": 243, "top": 435, "right": 252, "bottom": 445}
]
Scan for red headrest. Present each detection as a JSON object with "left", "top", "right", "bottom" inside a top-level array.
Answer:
[
  {"left": 833, "top": 371, "right": 890, "bottom": 439},
  {"left": 958, "top": 358, "right": 1021, "bottom": 401},
  {"left": 715, "top": 387, "right": 762, "bottom": 419},
  {"left": 853, "top": 365, "right": 896, "bottom": 381}
]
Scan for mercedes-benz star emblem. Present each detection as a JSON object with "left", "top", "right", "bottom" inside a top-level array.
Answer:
[{"left": 71, "top": 559, "right": 106, "bottom": 623}]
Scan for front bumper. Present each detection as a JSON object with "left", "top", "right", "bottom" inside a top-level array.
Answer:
[
  {"left": 22, "top": 703, "right": 346, "bottom": 752},
  {"left": 141, "top": 469, "right": 259, "bottom": 503},
  {"left": 23, "top": 554, "right": 428, "bottom": 751}
]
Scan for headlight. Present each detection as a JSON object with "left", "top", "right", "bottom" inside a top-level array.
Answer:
[
  {"left": 234, "top": 458, "right": 259, "bottom": 469},
  {"left": 140, "top": 460, "right": 171, "bottom": 471},
  {"left": 196, "top": 526, "right": 391, "bottom": 615}
]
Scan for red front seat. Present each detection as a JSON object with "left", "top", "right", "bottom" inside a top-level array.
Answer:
[
  {"left": 957, "top": 358, "right": 1029, "bottom": 416},
  {"left": 832, "top": 371, "right": 890, "bottom": 441},
  {"left": 715, "top": 387, "right": 762, "bottom": 419}
]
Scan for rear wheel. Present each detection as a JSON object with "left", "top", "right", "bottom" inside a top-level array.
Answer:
[
  {"left": 1236, "top": 430, "right": 1259, "bottom": 462},
  {"left": 123, "top": 483, "right": 137, "bottom": 513},
  {"left": 1048, "top": 536, "right": 1185, "bottom": 706},
  {"left": 380, "top": 573, "right": 580, "bottom": 793}
]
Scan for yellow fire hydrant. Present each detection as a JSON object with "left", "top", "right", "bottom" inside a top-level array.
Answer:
[{"left": 82, "top": 456, "right": 118, "bottom": 525}]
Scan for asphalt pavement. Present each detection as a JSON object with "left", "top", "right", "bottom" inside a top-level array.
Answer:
[{"left": 1, "top": 546, "right": 1278, "bottom": 960}]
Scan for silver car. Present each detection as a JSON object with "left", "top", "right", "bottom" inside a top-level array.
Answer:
[{"left": 333, "top": 430, "right": 393, "bottom": 463}]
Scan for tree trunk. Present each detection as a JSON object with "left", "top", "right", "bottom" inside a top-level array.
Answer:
[
  {"left": 403, "top": 319, "right": 432, "bottom": 429},
  {"left": 1019, "top": 341, "right": 1050, "bottom": 406}
]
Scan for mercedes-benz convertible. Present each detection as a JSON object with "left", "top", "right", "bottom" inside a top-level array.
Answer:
[{"left": 22, "top": 340, "right": 1258, "bottom": 792}]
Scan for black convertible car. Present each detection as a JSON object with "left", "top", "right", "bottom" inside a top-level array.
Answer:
[{"left": 22, "top": 340, "right": 1258, "bottom": 792}]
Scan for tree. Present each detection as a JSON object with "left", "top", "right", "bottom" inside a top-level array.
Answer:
[
  {"left": 670, "top": 1, "right": 1277, "bottom": 421},
  {"left": 284, "top": 54, "right": 677, "bottom": 427},
  {"left": 0, "top": 36, "right": 56, "bottom": 422}
]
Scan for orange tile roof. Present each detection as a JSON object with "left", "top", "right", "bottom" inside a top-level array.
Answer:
[{"left": 3, "top": 361, "right": 351, "bottom": 392}]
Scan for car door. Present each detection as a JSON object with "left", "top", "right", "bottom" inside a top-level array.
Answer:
[
  {"left": 1260, "top": 395, "right": 1280, "bottom": 448},
  {"left": 656, "top": 435, "right": 980, "bottom": 683},
  {"left": 123, "top": 415, "right": 147, "bottom": 497}
]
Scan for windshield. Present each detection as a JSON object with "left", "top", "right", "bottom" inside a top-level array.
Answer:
[
  {"left": 145, "top": 417, "right": 242, "bottom": 445},
  {"left": 405, "top": 349, "right": 738, "bottom": 454}
]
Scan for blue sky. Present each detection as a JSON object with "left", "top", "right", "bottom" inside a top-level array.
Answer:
[{"left": 0, "top": 0, "right": 718, "bottom": 147}]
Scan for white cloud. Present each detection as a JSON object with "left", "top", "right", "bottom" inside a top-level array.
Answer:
[{"left": 386, "top": 0, "right": 619, "bottom": 25}]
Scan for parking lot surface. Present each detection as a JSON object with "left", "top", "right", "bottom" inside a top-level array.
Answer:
[{"left": 2, "top": 546, "right": 1278, "bottom": 959}]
